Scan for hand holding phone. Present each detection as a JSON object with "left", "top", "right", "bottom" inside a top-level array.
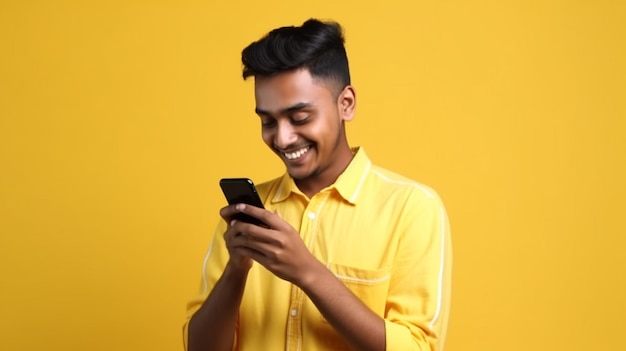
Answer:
[{"left": 219, "top": 178, "right": 265, "bottom": 226}]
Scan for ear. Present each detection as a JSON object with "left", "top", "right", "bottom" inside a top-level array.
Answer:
[{"left": 337, "top": 85, "right": 356, "bottom": 122}]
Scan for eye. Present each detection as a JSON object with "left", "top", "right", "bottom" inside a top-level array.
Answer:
[
  {"left": 291, "top": 113, "right": 311, "bottom": 125},
  {"left": 260, "top": 117, "right": 276, "bottom": 128}
]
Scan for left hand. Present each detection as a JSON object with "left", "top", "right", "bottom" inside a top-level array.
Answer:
[{"left": 228, "top": 204, "right": 320, "bottom": 285}]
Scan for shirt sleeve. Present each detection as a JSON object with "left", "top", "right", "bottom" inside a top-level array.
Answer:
[
  {"left": 384, "top": 189, "right": 453, "bottom": 351},
  {"left": 182, "top": 219, "right": 233, "bottom": 351}
]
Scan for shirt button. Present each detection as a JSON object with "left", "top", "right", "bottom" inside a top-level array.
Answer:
[
  {"left": 308, "top": 212, "right": 316, "bottom": 220},
  {"left": 291, "top": 309, "right": 297, "bottom": 317}
]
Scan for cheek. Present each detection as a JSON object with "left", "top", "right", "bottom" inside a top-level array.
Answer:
[{"left": 309, "top": 116, "right": 341, "bottom": 143}]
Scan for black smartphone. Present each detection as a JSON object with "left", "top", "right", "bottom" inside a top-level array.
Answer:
[{"left": 219, "top": 178, "right": 265, "bottom": 226}]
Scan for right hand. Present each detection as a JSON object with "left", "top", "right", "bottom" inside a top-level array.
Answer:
[{"left": 220, "top": 204, "right": 255, "bottom": 271}]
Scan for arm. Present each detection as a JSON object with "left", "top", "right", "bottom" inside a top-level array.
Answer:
[
  {"left": 186, "top": 205, "right": 257, "bottom": 351},
  {"left": 187, "top": 262, "right": 248, "bottom": 351},
  {"left": 384, "top": 191, "right": 453, "bottom": 351}
]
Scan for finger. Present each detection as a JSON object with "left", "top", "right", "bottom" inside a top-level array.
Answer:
[
  {"left": 233, "top": 246, "right": 266, "bottom": 262},
  {"left": 229, "top": 233, "right": 274, "bottom": 258},
  {"left": 223, "top": 223, "right": 240, "bottom": 242},
  {"left": 219, "top": 204, "right": 243, "bottom": 222},
  {"left": 235, "top": 204, "right": 283, "bottom": 229},
  {"left": 229, "top": 237, "right": 285, "bottom": 273},
  {"left": 230, "top": 220, "right": 276, "bottom": 244}
]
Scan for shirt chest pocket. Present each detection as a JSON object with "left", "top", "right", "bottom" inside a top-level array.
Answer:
[{"left": 326, "top": 262, "right": 391, "bottom": 317}]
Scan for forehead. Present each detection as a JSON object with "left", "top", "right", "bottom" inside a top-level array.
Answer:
[{"left": 254, "top": 69, "right": 335, "bottom": 112}]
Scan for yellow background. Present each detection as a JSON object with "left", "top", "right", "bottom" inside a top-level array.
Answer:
[{"left": 1, "top": 1, "right": 624, "bottom": 350}]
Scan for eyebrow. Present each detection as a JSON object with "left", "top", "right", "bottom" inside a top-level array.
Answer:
[{"left": 255, "top": 102, "right": 313, "bottom": 117}]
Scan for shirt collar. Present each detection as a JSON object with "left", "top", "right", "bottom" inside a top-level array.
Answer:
[{"left": 271, "top": 147, "right": 371, "bottom": 205}]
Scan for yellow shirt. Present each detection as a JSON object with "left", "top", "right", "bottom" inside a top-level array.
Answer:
[{"left": 184, "top": 147, "right": 452, "bottom": 351}]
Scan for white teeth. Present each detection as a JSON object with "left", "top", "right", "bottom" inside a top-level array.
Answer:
[{"left": 284, "top": 146, "right": 310, "bottom": 160}]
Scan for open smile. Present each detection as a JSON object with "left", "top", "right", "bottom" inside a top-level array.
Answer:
[{"left": 282, "top": 145, "right": 312, "bottom": 161}]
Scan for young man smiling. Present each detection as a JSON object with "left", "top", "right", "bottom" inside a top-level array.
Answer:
[{"left": 184, "top": 19, "right": 452, "bottom": 351}]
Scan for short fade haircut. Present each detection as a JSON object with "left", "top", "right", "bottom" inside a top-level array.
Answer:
[{"left": 241, "top": 19, "right": 351, "bottom": 95}]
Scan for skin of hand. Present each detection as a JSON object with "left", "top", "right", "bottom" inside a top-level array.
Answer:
[
  {"left": 219, "top": 204, "right": 255, "bottom": 272},
  {"left": 221, "top": 203, "right": 319, "bottom": 285}
]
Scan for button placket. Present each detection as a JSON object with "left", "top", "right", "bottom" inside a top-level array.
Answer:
[{"left": 286, "top": 192, "right": 328, "bottom": 351}]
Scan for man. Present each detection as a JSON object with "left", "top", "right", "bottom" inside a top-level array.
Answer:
[{"left": 184, "top": 19, "right": 452, "bottom": 351}]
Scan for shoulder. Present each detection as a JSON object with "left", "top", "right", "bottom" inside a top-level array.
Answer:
[
  {"left": 366, "top": 166, "right": 450, "bottom": 243},
  {"left": 366, "top": 165, "right": 442, "bottom": 203},
  {"left": 359, "top": 164, "right": 448, "bottom": 222}
]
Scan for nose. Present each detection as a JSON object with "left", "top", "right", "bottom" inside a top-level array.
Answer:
[{"left": 274, "top": 120, "right": 297, "bottom": 149}]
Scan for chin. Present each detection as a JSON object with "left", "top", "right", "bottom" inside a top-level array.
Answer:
[
  {"left": 288, "top": 170, "right": 309, "bottom": 181},
  {"left": 288, "top": 167, "right": 319, "bottom": 181}
]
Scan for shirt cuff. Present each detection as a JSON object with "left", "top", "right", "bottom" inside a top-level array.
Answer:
[{"left": 384, "top": 319, "right": 432, "bottom": 351}]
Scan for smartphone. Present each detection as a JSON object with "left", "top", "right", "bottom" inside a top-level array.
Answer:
[{"left": 219, "top": 178, "right": 265, "bottom": 225}]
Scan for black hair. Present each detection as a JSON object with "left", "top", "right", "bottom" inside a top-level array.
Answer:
[{"left": 241, "top": 19, "right": 351, "bottom": 93}]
